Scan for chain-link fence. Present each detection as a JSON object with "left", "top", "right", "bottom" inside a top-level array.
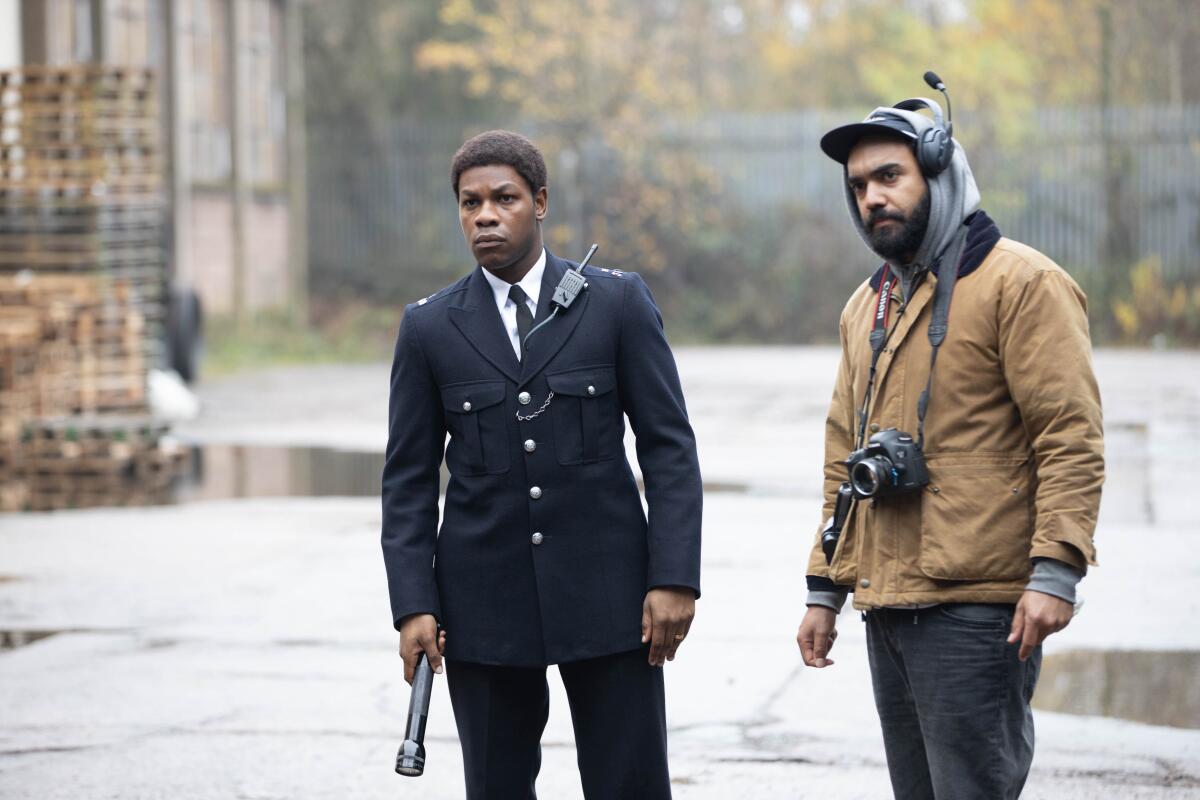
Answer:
[{"left": 308, "top": 105, "right": 1200, "bottom": 341}]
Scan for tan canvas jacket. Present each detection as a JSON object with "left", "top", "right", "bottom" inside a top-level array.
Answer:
[{"left": 806, "top": 237, "right": 1104, "bottom": 609}]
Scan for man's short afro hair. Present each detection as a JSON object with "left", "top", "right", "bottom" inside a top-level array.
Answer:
[{"left": 451, "top": 130, "right": 548, "bottom": 197}]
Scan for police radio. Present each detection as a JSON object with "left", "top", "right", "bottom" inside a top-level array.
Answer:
[
  {"left": 553, "top": 242, "right": 598, "bottom": 310},
  {"left": 522, "top": 242, "right": 599, "bottom": 351}
]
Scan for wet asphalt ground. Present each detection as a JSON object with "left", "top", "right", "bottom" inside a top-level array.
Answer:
[{"left": 2, "top": 346, "right": 1199, "bottom": 798}]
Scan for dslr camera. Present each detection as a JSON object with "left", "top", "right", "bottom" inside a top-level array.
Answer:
[
  {"left": 845, "top": 428, "right": 929, "bottom": 499},
  {"left": 820, "top": 428, "right": 930, "bottom": 564}
]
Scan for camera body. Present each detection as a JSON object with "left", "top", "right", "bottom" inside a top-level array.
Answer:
[{"left": 845, "top": 428, "right": 929, "bottom": 500}]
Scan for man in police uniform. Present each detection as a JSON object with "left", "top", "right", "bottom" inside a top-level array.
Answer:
[{"left": 381, "top": 130, "right": 702, "bottom": 799}]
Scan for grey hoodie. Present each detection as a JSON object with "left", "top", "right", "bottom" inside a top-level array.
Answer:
[{"left": 843, "top": 105, "right": 981, "bottom": 298}]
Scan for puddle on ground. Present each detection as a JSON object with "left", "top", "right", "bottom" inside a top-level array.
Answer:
[
  {"left": 1035, "top": 649, "right": 1200, "bottom": 729},
  {"left": 173, "top": 445, "right": 762, "bottom": 502},
  {"left": 8, "top": 441, "right": 773, "bottom": 507},
  {"left": 175, "top": 445, "right": 389, "bottom": 502},
  {"left": 1, "top": 629, "right": 64, "bottom": 650}
]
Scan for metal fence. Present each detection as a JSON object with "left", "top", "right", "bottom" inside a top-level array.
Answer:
[
  {"left": 307, "top": 121, "right": 475, "bottom": 295},
  {"left": 308, "top": 105, "right": 1200, "bottom": 303}
]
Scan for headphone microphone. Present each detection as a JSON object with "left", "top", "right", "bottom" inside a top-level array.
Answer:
[
  {"left": 891, "top": 70, "right": 955, "bottom": 176},
  {"left": 923, "top": 70, "right": 953, "bottom": 138}
]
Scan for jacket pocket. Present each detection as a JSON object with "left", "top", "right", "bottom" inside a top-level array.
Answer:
[
  {"left": 440, "top": 380, "right": 510, "bottom": 476},
  {"left": 546, "top": 365, "right": 620, "bottom": 466},
  {"left": 917, "top": 453, "right": 1034, "bottom": 582}
]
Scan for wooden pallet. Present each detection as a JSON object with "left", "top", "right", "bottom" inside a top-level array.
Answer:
[
  {"left": 0, "top": 106, "right": 159, "bottom": 124},
  {"left": 0, "top": 176, "right": 162, "bottom": 195},
  {"left": 0, "top": 64, "right": 155, "bottom": 86},
  {"left": 0, "top": 228, "right": 162, "bottom": 251},
  {"left": 0, "top": 211, "right": 165, "bottom": 238},
  {"left": 1, "top": 127, "right": 158, "bottom": 150},
  {"left": 0, "top": 271, "right": 166, "bottom": 335},
  {"left": 0, "top": 236, "right": 162, "bottom": 258},
  {"left": 0, "top": 310, "right": 40, "bottom": 419},
  {"left": 0, "top": 480, "right": 29, "bottom": 512},
  {"left": 0, "top": 273, "right": 159, "bottom": 417},
  {"left": 22, "top": 415, "right": 169, "bottom": 448},
  {"left": 0, "top": 160, "right": 159, "bottom": 183},
  {"left": 0, "top": 142, "right": 157, "bottom": 161},
  {"left": 0, "top": 245, "right": 163, "bottom": 269},
  {"left": 0, "top": 69, "right": 173, "bottom": 509}
]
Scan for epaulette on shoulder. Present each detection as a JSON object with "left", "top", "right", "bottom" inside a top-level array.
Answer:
[
  {"left": 411, "top": 282, "right": 464, "bottom": 309},
  {"left": 582, "top": 264, "right": 629, "bottom": 280}
]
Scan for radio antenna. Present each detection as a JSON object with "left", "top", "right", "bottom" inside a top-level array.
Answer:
[{"left": 521, "top": 243, "right": 599, "bottom": 353}]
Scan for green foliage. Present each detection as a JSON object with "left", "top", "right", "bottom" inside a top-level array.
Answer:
[
  {"left": 203, "top": 303, "right": 399, "bottom": 376},
  {"left": 301, "top": 0, "right": 1200, "bottom": 351},
  {"left": 1111, "top": 257, "right": 1200, "bottom": 346}
]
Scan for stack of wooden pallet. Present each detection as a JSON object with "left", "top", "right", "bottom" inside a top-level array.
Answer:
[
  {"left": 14, "top": 416, "right": 186, "bottom": 512},
  {"left": 0, "top": 64, "right": 164, "bottom": 389},
  {"left": 0, "top": 271, "right": 149, "bottom": 415},
  {"left": 0, "top": 66, "right": 180, "bottom": 512}
]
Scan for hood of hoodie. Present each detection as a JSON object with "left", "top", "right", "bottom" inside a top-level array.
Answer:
[
  {"left": 843, "top": 105, "right": 982, "bottom": 272},
  {"left": 868, "top": 210, "right": 1002, "bottom": 291}
]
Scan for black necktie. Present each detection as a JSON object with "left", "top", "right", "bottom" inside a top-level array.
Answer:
[{"left": 509, "top": 285, "right": 534, "bottom": 359}]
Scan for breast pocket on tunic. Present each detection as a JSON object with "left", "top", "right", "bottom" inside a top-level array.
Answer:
[
  {"left": 546, "top": 365, "right": 620, "bottom": 466},
  {"left": 440, "top": 380, "right": 510, "bottom": 476}
]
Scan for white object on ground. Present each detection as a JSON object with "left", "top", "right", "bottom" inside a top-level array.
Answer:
[{"left": 149, "top": 368, "right": 201, "bottom": 421}]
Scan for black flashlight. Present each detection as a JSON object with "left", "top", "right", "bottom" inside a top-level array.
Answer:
[{"left": 395, "top": 652, "right": 435, "bottom": 777}]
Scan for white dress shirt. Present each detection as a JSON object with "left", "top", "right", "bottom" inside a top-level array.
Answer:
[{"left": 480, "top": 248, "right": 546, "bottom": 360}]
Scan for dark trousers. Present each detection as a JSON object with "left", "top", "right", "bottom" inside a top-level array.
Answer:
[
  {"left": 866, "top": 604, "right": 1042, "bottom": 800},
  {"left": 445, "top": 646, "right": 671, "bottom": 800}
]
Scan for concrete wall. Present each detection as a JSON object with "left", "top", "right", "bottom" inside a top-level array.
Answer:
[
  {"left": 0, "top": 0, "right": 20, "bottom": 67},
  {"left": 245, "top": 194, "right": 290, "bottom": 312},
  {"left": 188, "top": 188, "right": 290, "bottom": 315},
  {"left": 188, "top": 190, "right": 236, "bottom": 315}
]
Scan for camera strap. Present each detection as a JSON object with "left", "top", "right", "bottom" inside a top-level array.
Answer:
[
  {"left": 855, "top": 224, "right": 969, "bottom": 452},
  {"left": 916, "top": 226, "right": 968, "bottom": 449},
  {"left": 854, "top": 264, "right": 903, "bottom": 451}
]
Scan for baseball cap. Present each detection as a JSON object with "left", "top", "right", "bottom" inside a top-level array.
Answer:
[{"left": 820, "top": 114, "right": 918, "bottom": 164}]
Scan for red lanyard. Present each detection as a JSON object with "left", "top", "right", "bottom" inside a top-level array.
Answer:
[
  {"left": 856, "top": 264, "right": 904, "bottom": 449},
  {"left": 870, "top": 264, "right": 896, "bottom": 350}
]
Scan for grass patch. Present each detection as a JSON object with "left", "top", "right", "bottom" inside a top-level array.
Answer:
[{"left": 203, "top": 300, "right": 400, "bottom": 377}]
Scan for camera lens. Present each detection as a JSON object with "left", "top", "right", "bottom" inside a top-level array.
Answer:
[{"left": 850, "top": 458, "right": 884, "bottom": 498}]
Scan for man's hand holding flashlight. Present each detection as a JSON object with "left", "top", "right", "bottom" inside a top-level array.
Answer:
[{"left": 399, "top": 613, "right": 445, "bottom": 685}]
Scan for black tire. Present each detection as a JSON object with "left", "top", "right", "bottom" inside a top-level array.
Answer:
[{"left": 168, "top": 288, "right": 204, "bottom": 384}]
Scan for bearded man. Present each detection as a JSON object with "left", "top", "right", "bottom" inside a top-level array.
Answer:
[{"left": 796, "top": 97, "right": 1105, "bottom": 799}]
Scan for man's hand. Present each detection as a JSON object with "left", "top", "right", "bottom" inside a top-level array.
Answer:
[
  {"left": 399, "top": 613, "right": 446, "bottom": 685},
  {"left": 797, "top": 606, "right": 839, "bottom": 668},
  {"left": 642, "top": 587, "right": 695, "bottom": 667},
  {"left": 1007, "top": 590, "right": 1073, "bottom": 661}
]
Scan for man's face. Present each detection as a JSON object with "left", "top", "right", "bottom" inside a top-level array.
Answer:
[
  {"left": 457, "top": 164, "right": 547, "bottom": 273},
  {"left": 846, "top": 137, "right": 930, "bottom": 263}
]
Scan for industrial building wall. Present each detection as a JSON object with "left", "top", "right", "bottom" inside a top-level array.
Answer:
[
  {"left": 0, "top": 0, "right": 19, "bottom": 66},
  {"left": 9, "top": 0, "right": 300, "bottom": 318}
]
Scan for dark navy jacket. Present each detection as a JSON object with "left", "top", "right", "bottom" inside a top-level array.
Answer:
[{"left": 382, "top": 251, "right": 702, "bottom": 666}]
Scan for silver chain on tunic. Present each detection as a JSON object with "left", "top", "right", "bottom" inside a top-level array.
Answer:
[{"left": 516, "top": 392, "right": 554, "bottom": 422}]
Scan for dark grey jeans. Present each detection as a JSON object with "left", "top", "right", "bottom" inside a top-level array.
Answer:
[{"left": 865, "top": 604, "right": 1042, "bottom": 800}]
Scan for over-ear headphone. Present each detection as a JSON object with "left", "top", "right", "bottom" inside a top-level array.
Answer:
[{"left": 892, "top": 96, "right": 954, "bottom": 176}]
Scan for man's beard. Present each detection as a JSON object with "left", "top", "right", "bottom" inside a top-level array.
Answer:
[{"left": 865, "top": 191, "right": 930, "bottom": 263}]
